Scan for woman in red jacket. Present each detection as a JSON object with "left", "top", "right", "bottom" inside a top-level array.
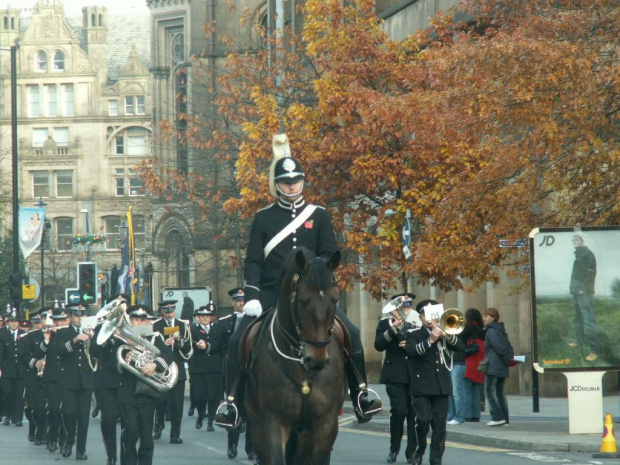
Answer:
[{"left": 462, "top": 308, "right": 485, "bottom": 422}]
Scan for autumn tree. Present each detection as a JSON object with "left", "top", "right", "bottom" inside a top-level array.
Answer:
[{"left": 139, "top": 0, "right": 619, "bottom": 300}]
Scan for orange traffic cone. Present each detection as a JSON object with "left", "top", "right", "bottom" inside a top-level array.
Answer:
[{"left": 593, "top": 413, "right": 620, "bottom": 458}]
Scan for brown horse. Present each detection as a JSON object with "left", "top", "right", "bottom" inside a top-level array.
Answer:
[{"left": 244, "top": 247, "right": 346, "bottom": 465}]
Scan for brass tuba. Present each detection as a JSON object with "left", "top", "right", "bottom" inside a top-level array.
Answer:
[
  {"left": 97, "top": 302, "right": 178, "bottom": 392},
  {"left": 438, "top": 308, "right": 465, "bottom": 335}
]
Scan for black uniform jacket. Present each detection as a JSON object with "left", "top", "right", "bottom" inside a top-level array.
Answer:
[
  {"left": 152, "top": 318, "right": 191, "bottom": 382},
  {"left": 188, "top": 323, "right": 222, "bottom": 374},
  {"left": 0, "top": 326, "right": 27, "bottom": 378},
  {"left": 405, "top": 327, "right": 465, "bottom": 397},
  {"left": 17, "top": 328, "right": 46, "bottom": 384},
  {"left": 42, "top": 330, "right": 63, "bottom": 382},
  {"left": 89, "top": 324, "right": 122, "bottom": 389},
  {"left": 53, "top": 325, "right": 95, "bottom": 390},
  {"left": 117, "top": 333, "right": 174, "bottom": 404},
  {"left": 374, "top": 318, "right": 413, "bottom": 385},
  {"left": 243, "top": 198, "right": 338, "bottom": 309}
]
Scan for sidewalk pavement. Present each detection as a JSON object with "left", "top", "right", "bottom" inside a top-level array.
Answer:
[{"left": 344, "top": 384, "right": 620, "bottom": 453}]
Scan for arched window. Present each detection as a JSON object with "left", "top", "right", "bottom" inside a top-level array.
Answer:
[
  {"left": 53, "top": 50, "right": 65, "bottom": 71},
  {"left": 91, "top": 13, "right": 96, "bottom": 27},
  {"left": 162, "top": 230, "right": 190, "bottom": 287},
  {"left": 35, "top": 51, "right": 47, "bottom": 72},
  {"left": 98, "top": 14, "right": 103, "bottom": 27},
  {"left": 10, "top": 17, "right": 14, "bottom": 29},
  {"left": 3, "top": 17, "right": 8, "bottom": 29}
]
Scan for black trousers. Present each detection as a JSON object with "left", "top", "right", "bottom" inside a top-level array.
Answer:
[
  {"left": 61, "top": 388, "right": 92, "bottom": 454},
  {"left": 120, "top": 400, "right": 156, "bottom": 465},
  {"left": 156, "top": 380, "right": 184, "bottom": 440},
  {"left": 46, "top": 380, "right": 65, "bottom": 446},
  {"left": 410, "top": 395, "right": 449, "bottom": 465},
  {"left": 26, "top": 379, "right": 47, "bottom": 440},
  {"left": 386, "top": 383, "right": 417, "bottom": 458},
  {"left": 98, "top": 388, "right": 120, "bottom": 460},
  {"left": 1, "top": 376, "right": 25, "bottom": 422}
]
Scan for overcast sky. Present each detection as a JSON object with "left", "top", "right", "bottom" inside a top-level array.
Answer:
[{"left": 12, "top": 0, "right": 149, "bottom": 15}]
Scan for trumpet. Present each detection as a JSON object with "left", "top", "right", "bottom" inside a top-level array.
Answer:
[{"left": 434, "top": 308, "right": 465, "bottom": 336}]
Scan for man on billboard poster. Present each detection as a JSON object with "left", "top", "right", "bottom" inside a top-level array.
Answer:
[{"left": 568, "top": 235, "right": 600, "bottom": 362}]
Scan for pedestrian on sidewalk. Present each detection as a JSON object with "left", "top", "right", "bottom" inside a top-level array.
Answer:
[
  {"left": 462, "top": 308, "right": 485, "bottom": 423},
  {"left": 482, "top": 307, "right": 513, "bottom": 427}
]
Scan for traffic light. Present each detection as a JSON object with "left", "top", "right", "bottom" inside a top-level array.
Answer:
[
  {"left": 78, "top": 262, "right": 97, "bottom": 304},
  {"left": 9, "top": 271, "right": 23, "bottom": 301}
]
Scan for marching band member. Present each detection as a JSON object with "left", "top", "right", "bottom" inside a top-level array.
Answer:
[
  {"left": 188, "top": 303, "right": 221, "bottom": 432},
  {"left": 90, "top": 304, "right": 124, "bottom": 465},
  {"left": 53, "top": 302, "right": 95, "bottom": 460},
  {"left": 405, "top": 300, "right": 465, "bottom": 465},
  {"left": 153, "top": 300, "right": 192, "bottom": 444},
  {"left": 118, "top": 305, "right": 173, "bottom": 465},
  {"left": 375, "top": 294, "right": 419, "bottom": 464},
  {"left": 210, "top": 288, "right": 252, "bottom": 460},
  {"left": 18, "top": 312, "right": 48, "bottom": 445},
  {"left": 0, "top": 312, "right": 27, "bottom": 426},
  {"left": 43, "top": 305, "right": 69, "bottom": 453}
]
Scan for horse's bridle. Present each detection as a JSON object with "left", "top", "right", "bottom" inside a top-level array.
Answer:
[{"left": 270, "top": 272, "right": 335, "bottom": 364}]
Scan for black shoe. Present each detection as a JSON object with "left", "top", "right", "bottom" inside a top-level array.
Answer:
[
  {"left": 76, "top": 452, "right": 88, "bottom": 460},
  {"left": 188, "top": 407, "right": 195, "bottom": 417},
  {"left": 253, "top": 457, "right": 260, "bottom": 465},
  {"left": 2, "top": 418, "right": 9, "bottom": 425},
  {"left": 207, "top": 423, "right": 214, "bottom": 432},
  {"left": 239, "top": 418, "right": 246, "bottom": 433},
  {"left": 170, "top": 438, "right": 183, "bottom": 444},
  {"left": 91, "top": 405, "right": 99, "bottom": 418},
  {"left": 196, "top": 418, "right": 203, "bottom": 429},
  {"left": 410, "top": 454, "right": 422, "bottom": 465},
  {"left": 165, "top": 414, "right": 172, "bottom": 421},
  {"left": 62, "top": 444, "right": 73, "bottom": 458},
  {"left": 247, "top": 451, "right": 256, "bottom": 460},
  {"left": 106, "top": 459, "right": 117, "bottom": 465},
  {"left": 28, "top": 433, "right": 35, "bottom": 442},
  {"left": 153, "top": 423, "right": 163, "bottom": 440},
  {"left": 48, "top": 441, "right": 58, "bottom": 453},
  {"left": 15, "top": 421, "right": 23, "bottom": 427},
  {"left": 34, "top": 438, "right": 43, "bottom": 446},
  {"left": 387, "top": 452, "right": 397, "bottom": 463},
  {"left": 227, "top": 445, "right": 237, "bottom": 459}
]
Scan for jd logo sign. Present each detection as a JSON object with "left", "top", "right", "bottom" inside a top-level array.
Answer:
[{"left": 538, "top": 235, "right": 555, "bottom": 247}]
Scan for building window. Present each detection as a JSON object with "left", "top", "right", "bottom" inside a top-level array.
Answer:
[
  {"left": 104, "top": 216, "right": 123, "bottom": 250},
  {"left": 62, "top": 84, "right": 75, "bottom": 116},
  {"left": 115, "top": 136, "right": 124, "bottom": 155},
  {"left": 53, "top": 127, "right": 69, "bottom": 147},
  {"left": 33, "top": 128, "right": 49, "bottom": 148},
  {"left": 28, "top": 86, "right": 40, "bottom": 117},
  {"left": 115, "top": 169, "right": 144, "bottom": 196},
  {"left": 56, "top": 170, "right": 73, "bottom": 197},
  {"left": 33, "top": 171, "right": 50, "bottom": 197},
  {"left": 109, "top": 100, "right": 118, "bottom": 116},
  {"left": 53, "top": 51, "right": 65, "bottom": 71},
  {"left": 124, "top": 96, "right": 146, "bottom": 115},
  {"left": 31, "top": 170, "right": 73, "bottom": 198},
  {"left": 46, "top": 84, "right": 58, "bottom": 116},
  {"left": 35, "top": 51, "right": 47, "bottom": 72},
  {"left": 56, "top": 218, "right": 73, "bottom": 251},
  {"left": 133, "top": 215, "right": 146, "bottom": 249},
  {"left": 113, "top": 128, "right": 150, "bottom": 156},
  {"left": 128, "top": 134, "right": 147, "bottom": 155}
]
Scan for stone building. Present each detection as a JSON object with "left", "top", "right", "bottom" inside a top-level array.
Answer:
[{"left": 0, "top": 0, "right": 153, "bottom": 306}]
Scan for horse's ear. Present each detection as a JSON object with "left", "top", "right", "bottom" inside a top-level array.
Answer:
[
  {"left": 326, "top": 251, "right": 341, "bottom": 271},
  {"left": 295, "top": 249, "right": 307, "bottom": 270}
]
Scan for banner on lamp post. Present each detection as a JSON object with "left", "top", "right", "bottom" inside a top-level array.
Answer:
[{"left": 19, "top": 207, "right": 46, "bottom": 259}]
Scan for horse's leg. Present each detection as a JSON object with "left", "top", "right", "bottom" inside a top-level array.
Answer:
[{"left": 294, "top": 417, "right": 338, "bottom": 465}]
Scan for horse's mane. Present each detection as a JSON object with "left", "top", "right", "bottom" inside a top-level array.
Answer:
[{"left": 281, "top": 247, "right": 333, "bottom": 292}]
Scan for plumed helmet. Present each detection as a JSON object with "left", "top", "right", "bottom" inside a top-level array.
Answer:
[{"left": 269, "top": 134, "right": 305, "bottom": 198}]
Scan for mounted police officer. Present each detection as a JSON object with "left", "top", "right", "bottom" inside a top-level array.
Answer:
[{"left": 217, "top": 134, "right": 382, "bottom": 439}]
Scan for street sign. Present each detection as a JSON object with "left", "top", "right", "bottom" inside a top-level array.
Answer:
[
  {"left": 23, "top": 284, "right": 35, "bottom": 300},
  {"left": 66, "top": 289, "right": 80, "bottom": 304},
  {"left": 402, "top": 218, "right": 412, "bottom": 261}
]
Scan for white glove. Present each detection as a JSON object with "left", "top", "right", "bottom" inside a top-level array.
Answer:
[{"left": 243, "top": 299, "right": 263, "bottom": 317}]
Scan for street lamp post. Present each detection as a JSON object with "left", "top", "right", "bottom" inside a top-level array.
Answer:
[{"left": 35, "top": 196, "right": 51, "bottom": 306}]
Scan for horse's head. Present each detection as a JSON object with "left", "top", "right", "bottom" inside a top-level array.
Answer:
[{"left": 280, "top": 247, "right": 341, "bottom": 371}]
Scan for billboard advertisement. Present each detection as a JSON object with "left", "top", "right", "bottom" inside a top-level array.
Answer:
[
  {"left": 529, "top": 226, "right": 620, "bottom": 372},
  {"left": 160, "top": 287, "right": 211, "bottom": 320}
]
